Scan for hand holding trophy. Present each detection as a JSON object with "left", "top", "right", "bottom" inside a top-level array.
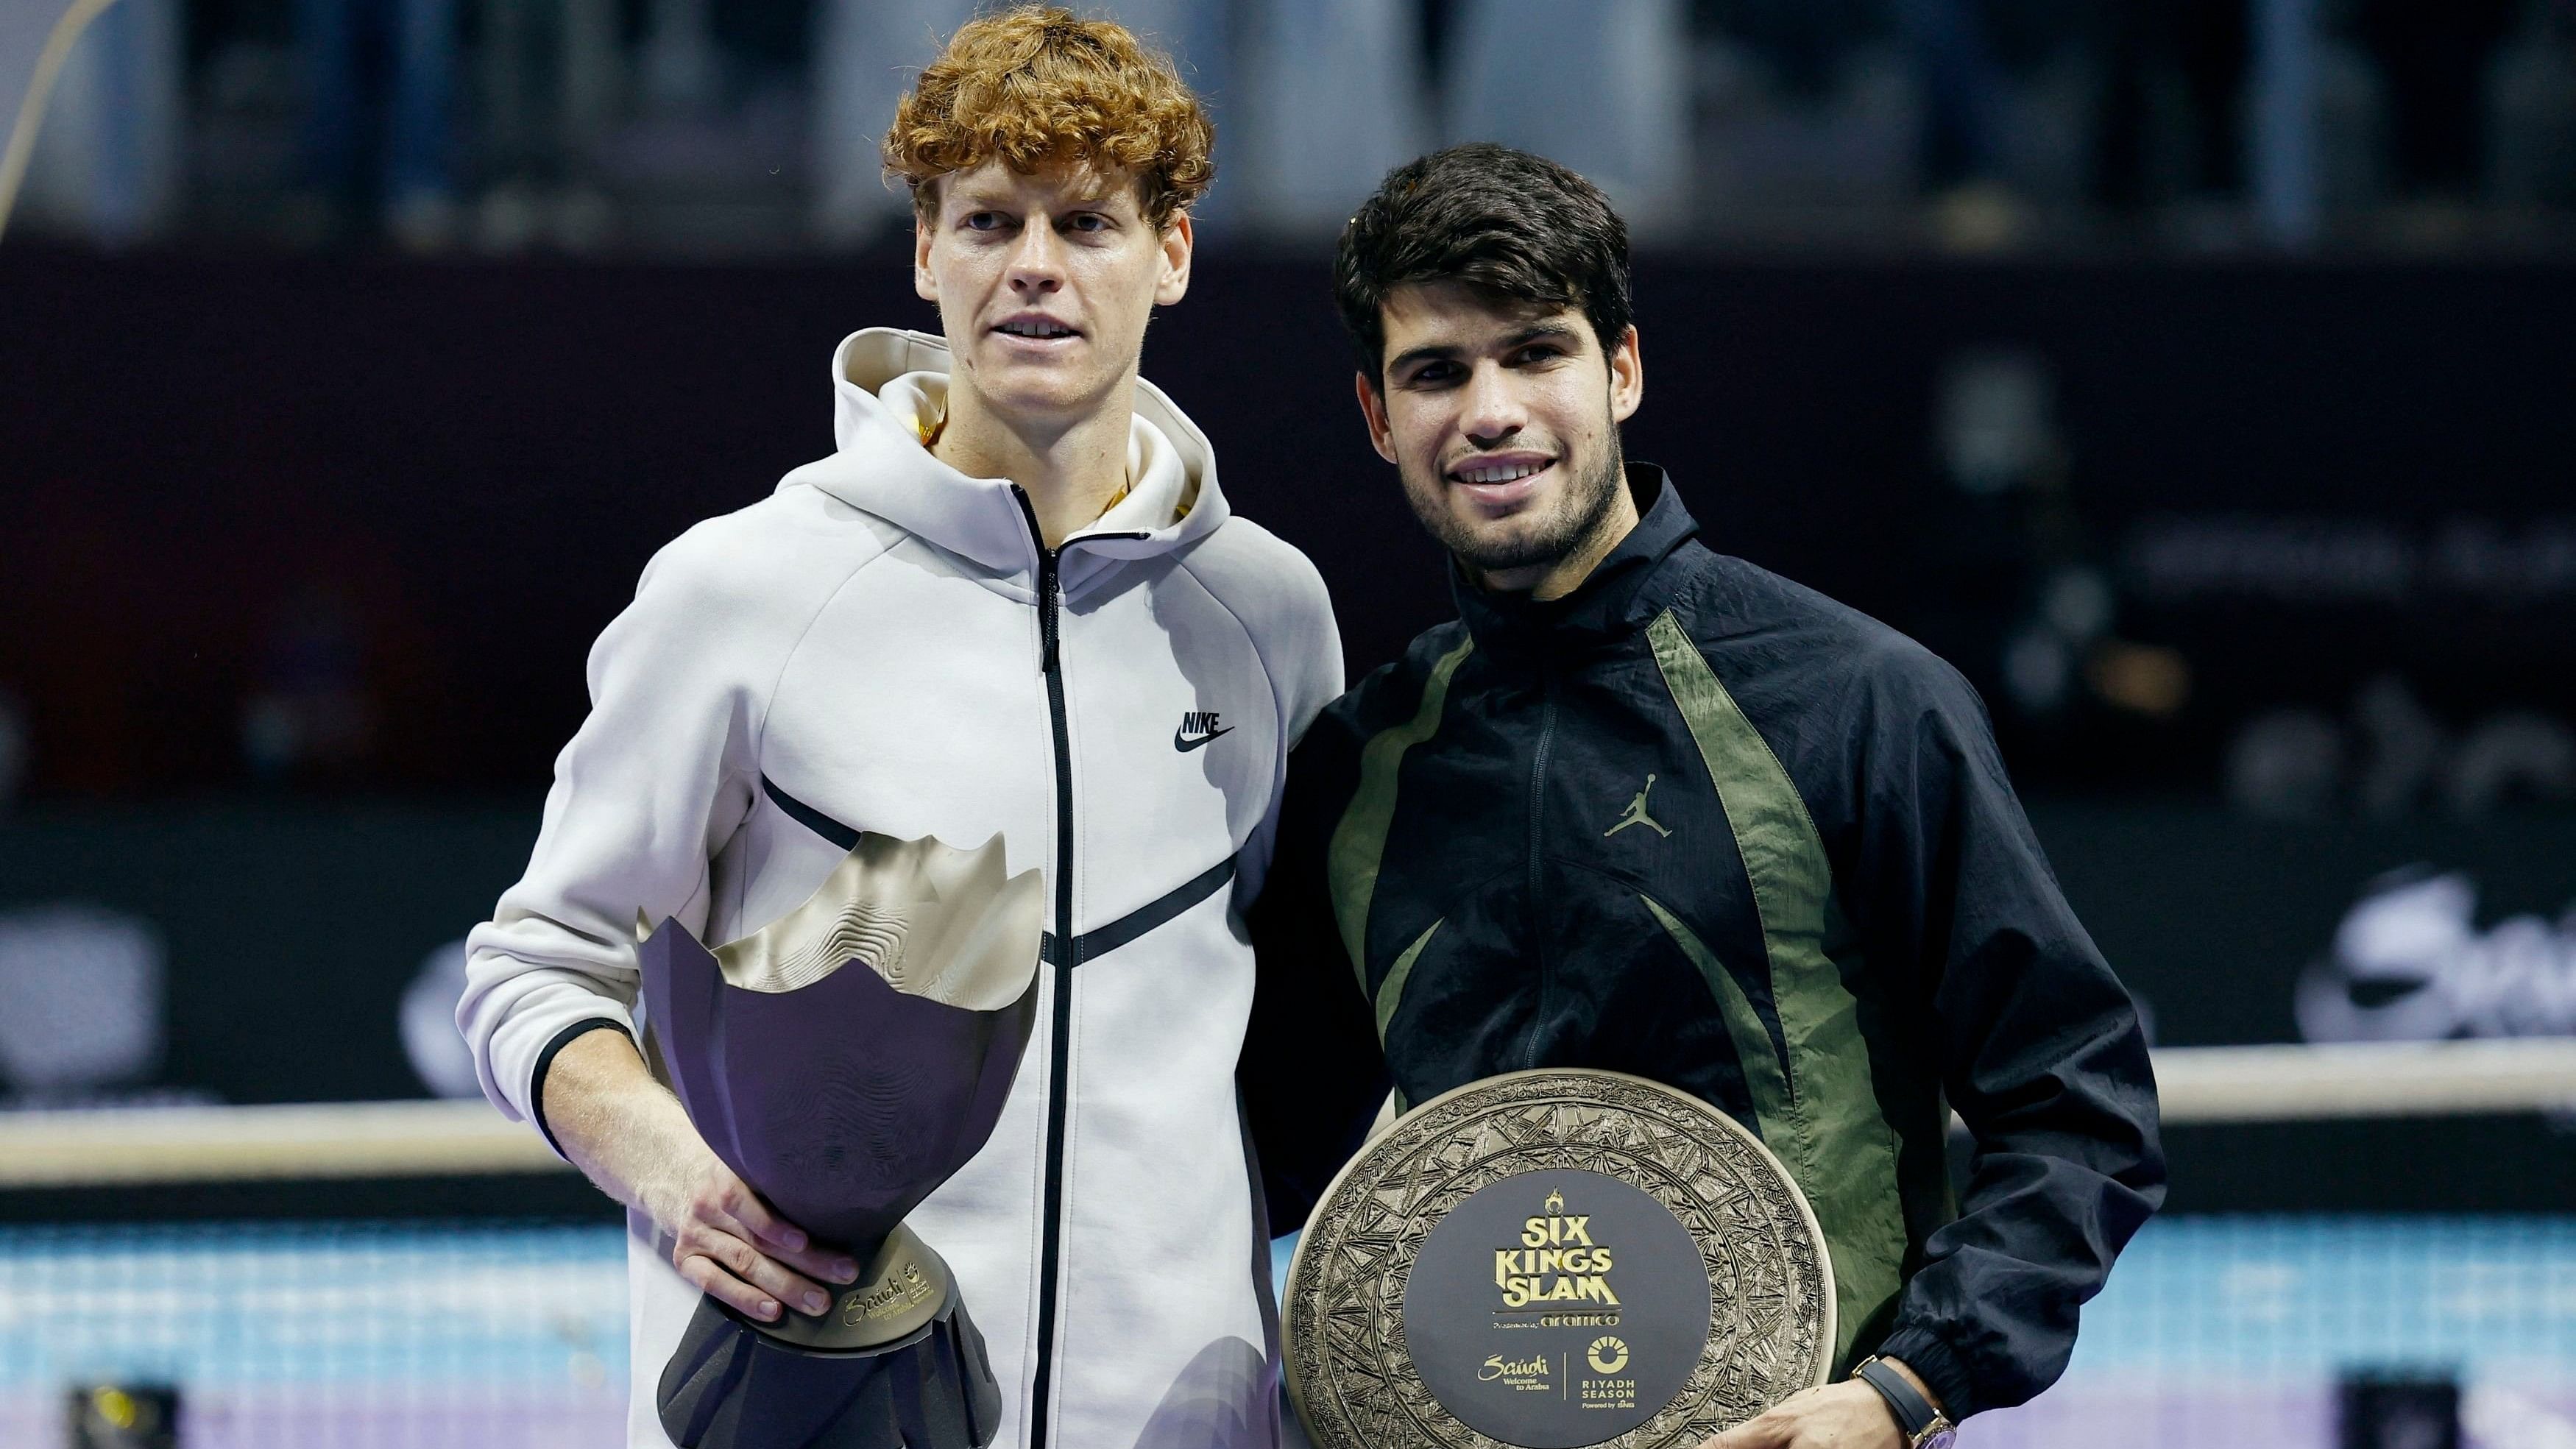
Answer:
[{"left": 639, "top": 831, "right": 1044, "bottom": 1449}]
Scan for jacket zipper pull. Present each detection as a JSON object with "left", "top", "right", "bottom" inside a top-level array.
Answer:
[{"left": 1013, "top": 484, "right": 1064, "bottom": 676}]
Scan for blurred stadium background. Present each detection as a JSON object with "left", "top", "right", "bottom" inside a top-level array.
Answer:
[{"left": 4, "top": 0, "right": 2576, "bottom": 1445}]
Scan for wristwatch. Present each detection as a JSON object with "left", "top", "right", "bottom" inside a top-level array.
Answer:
[{"left": 1853, "top": 1355, "right": 1958, "bottom": 1449}]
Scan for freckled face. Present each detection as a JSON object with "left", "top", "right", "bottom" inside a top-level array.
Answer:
[
  {"left": 1356, "top": 283, "right": 1643, "bottom": 575},
  {"left": 914, "top": 158, "right": 1192, "bottom": 426}
]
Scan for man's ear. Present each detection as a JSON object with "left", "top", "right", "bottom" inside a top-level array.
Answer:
[
  {"left": 913, "top": 215, "right": 938, "bottom": 303},
  {"left": 1609, "top": 325, "right": 1644, "bottom": 425},
  {"left": 1354, "top": 371, "right": 1398, "bottom": 464},
  {"left": 1155, "top": 210, "right": 1194, "bottom": 306}
]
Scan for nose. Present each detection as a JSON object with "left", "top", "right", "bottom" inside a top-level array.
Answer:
[
  {"left": 1007, "top": 219, "right": 1066, "bottom": 297},
  {"left": 1459, "top": 361, "right": 1526, "bottom": 447}
]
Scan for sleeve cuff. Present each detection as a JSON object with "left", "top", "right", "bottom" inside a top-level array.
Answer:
[
  {"left": 1873, "top": 1325, "right": 1978, "bottom": 1423},
  {"left": 528, "top": 1018, "right": 634, "bottom": 1161}
]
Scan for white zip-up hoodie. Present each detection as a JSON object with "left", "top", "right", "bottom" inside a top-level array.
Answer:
[{"left": 459, "top": 327, "right": 1341, "bottom": 1449}]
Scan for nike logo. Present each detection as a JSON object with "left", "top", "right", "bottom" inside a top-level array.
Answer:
[{"left": 1174, "top": 710, "right": 1234, "bottom": 751}]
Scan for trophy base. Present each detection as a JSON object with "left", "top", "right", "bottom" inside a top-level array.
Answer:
[
  {"left": 657, "top": 1230, "right": 1002, "bottom": 1449},
  {"left": 737, "top": 1222, "right": 956, "bottom": 1352}
]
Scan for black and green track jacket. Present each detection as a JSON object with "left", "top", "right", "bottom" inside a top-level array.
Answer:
[{"left": 1242, "top": 466, "right": 2164, "bottom": 1420}]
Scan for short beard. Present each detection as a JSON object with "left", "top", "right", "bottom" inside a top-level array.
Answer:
[{"left": 1412, "top": 439, "right": 1628, "bottom": 579}]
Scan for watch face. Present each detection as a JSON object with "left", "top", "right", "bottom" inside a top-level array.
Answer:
[{"left": 1919, "top": 1426, "right": 1959, "bottom": 1449}]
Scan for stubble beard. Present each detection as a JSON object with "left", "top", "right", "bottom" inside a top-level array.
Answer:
[{"left": 1407, "top": 436, "right": 1628, "bottom": 578}]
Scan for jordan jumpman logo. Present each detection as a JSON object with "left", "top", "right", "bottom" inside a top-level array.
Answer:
[{"left": 1604, "top": 774, "right": 1671, "bottom": 838}]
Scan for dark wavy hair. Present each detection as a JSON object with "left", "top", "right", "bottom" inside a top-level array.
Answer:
[{"left": 1334, "top": 143, "right": 1633, "bottom": 386}]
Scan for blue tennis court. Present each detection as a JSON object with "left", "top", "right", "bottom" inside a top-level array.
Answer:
[
  {"left": 0, "top": 1222, "right": 629, "bottom": 1447},
  {"left": 9, "top": 1215, "right": 2572, "bottom": 1447}
]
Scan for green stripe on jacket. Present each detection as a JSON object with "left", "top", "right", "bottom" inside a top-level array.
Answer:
[
  {"left": 1328, "top": 635, "right": 1475, "bottom": 992},
  {"left": 1646, "top": 609, "right": 1911, "bottom": 1371}
]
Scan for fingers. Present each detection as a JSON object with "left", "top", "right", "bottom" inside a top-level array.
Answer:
[
  {"left": 1701, "top": 1409, "right": 1791, "bottom": 1449},
  {"left": 722, "top": 1231, "right": 834, "bottom": 1317},
  {"left": 765, "top": 1236, "right": 864, "bottom": 1287},
  {"left": 676, "top": 1241, "right": 780, "bottom": 1321},
  {"left": 700, "top": 1179, "right": 860, "bottom": 1287},
  {"left": 1702, "top": 1384, "right": 1900, "bottom": 1449},
  {"left": 654, "top": 1163, "right": 861, "bottom": 1323},
  {"left": 712, "top": 1177, "right": 802, "bottom": 1253},
  {"left": 675, "top": 1227, "right": 832, "bottom": 1321}
]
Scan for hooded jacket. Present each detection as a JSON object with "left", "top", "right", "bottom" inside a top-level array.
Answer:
[
  {"left": 460, "top": 327, "right": 1341, "bottom": 1449},
  {"left": 1242, "top": 467, "right": 2163, "bottom": 1420}
]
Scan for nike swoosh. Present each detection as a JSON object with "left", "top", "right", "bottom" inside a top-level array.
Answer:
[{"left": 1173, "top": 726, "right": 1234, "bottom": 752}]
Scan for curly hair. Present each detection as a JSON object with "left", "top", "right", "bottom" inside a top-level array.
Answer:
[{"left": 882, "top": 5, "right": 1214, "bottom": 228}]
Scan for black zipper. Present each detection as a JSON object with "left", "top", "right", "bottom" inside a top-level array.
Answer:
[
  {"left": 1522, "top": 662, "right": 1559, "bottom": 1069},
  {"left": 1014, "top": 486, "right": 1076, "bottom": 1449},
  {"left": 1007, "top": 491, "right": 1154, "bottom": 1445}
]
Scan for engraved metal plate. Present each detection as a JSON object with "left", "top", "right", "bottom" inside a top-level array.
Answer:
[{"left": 1284, "top": 1069, "right": 1834, "bottom": 1449}]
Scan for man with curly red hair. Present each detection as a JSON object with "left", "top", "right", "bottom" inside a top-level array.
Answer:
[{"left": 461, "top": 9, "right": 1340, "bottom": 1447}]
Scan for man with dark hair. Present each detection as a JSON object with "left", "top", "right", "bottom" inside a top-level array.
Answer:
[{"left": 1242, "top": 144, "right": 2164, "bottom": 1449}]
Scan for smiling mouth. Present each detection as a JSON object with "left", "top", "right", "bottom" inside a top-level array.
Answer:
[
  {"left": 1448, "top": 457, "right": 1553, "bottom": 486},
  {"left": 996, "top": 318, "right": 1080, "bottom": 340},
  {"left": 1445, "top": 454, "right": 1558, "bottom": 509}
]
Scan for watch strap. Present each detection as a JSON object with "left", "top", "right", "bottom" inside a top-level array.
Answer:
[{"left": 1853, "top": 1356, "right": 1937, "bottom": 1441}]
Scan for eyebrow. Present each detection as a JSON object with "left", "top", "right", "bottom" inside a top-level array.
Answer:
[
  {"left": 1386, "top": 322, "right": 1585, "bottom": 376},
  {"left": 952, "top": 180, "right": 1128, "bottom": 213}
]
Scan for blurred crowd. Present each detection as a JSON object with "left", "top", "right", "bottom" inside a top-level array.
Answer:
[{"left": 13, "top": 0, "right": 2576, "bottom": 255}]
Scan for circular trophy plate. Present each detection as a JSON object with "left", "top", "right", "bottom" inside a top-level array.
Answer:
[{"left": 1284, "top": 1069, "right": 1834, "bottom": 1449}]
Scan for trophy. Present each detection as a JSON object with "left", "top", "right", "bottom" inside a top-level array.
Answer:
[
  {"left": 1283, "top": 1069, "right": 1835, "bottom": 1449},
  {"left": 639, "top": 830, "right": 1044, "bottom": 1449}
]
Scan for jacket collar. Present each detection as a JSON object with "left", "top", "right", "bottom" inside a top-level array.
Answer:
[
  {"left": 1450, "top": 464, "right": 1701, "bottom": 653},
  {"left": 777, "top": 327, "right": 1229, "bottom": 600}
]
